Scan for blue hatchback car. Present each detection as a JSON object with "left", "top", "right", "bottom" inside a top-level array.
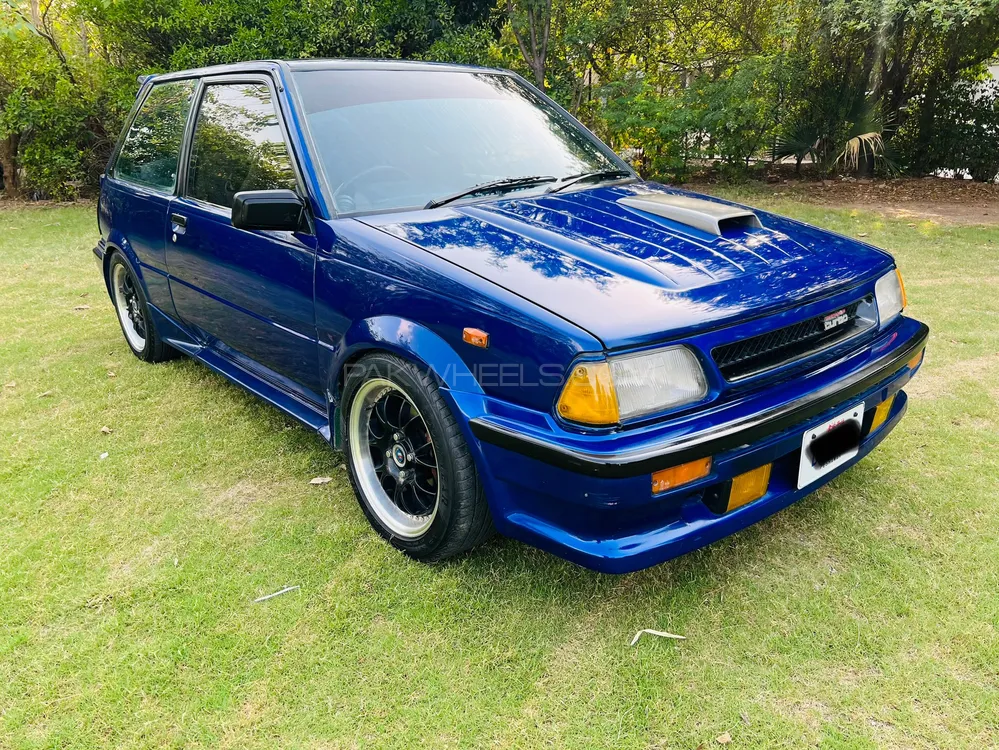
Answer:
[{"left": 95, "top": 59, "right": 928, "bottom": 573}]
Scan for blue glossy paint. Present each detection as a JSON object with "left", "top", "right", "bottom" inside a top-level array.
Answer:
[
  {"left": 166, "top": 195, "right": 323, "bottom": 401},
  {"left": 453, "top": 317, "right": 924, "bottom": 571},
  {"left": 493, "top": 390, "right": 912, "bottom": 574},
  {"left": 364, "top": 182, "right": 893, "bottom": 351},
  {"left": 95, "top": 59, "right": 928, "bottom": 573},
  {"left": 314, "top": 217, "right": 596, "bottom": 416},
  {"left": 100, "top": 177, "right": 178, "bottom": 318}
]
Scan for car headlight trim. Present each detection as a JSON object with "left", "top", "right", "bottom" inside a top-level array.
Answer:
[
  {"left": 557, "top": 345, "right": 708, "bottom": 426},
  {"left": 875, "top": 268, "right": 907, "bottom": 326}
]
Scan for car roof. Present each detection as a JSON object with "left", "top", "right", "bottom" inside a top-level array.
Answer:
[
  {"left": 286, "top": 58, "right": 501, "bottom": 74},
  {"left": 144, "top": 58, "right": 508, "bottom": 84}
]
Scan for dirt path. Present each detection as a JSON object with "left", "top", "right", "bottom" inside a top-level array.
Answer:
[{"left": 697, "top": 177, "right": 999, "bottom": 226}]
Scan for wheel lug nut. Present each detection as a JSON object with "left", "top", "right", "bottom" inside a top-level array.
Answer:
[
  {"left": 398, "top": 470, "right": 406, "bottom": 480},
  {"left": 407, "top": 453, "right": 414, "bottom": 461},
  {"left": 393, "top": 432, "right": 402, "bottom": 441},
  {"left": 385, "top": 449, "right": 392, "bottom": 457}
]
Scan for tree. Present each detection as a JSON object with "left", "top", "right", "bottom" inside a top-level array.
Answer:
[
  {"left": 505, "top": 0, "right": 552, "bottom": 89},
  {"left": 0, "top": 0, "right": 997, "bottom": 198},
  {"left": 821, "top": 0, "right": 999, "bottom": 155}
]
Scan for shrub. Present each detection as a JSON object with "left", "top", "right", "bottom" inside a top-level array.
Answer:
[
  {"left": 601, "top": 78, "right": 698, "bottom": 181},
  {"left": 896, "top": 78, "right": 999, "bottom": 182},
  {"left": 688, "top": 58, "right": 777, "bottom": 168}
]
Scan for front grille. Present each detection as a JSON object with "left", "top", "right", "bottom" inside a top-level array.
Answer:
[{"left": 712, "top": 296, "right": 874, "bottom": 381}]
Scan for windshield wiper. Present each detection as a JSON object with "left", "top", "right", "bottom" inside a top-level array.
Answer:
[
  {"left": 425, "top": 175, "right": 557, "bottom": 209},
  {"left": 546, "top": 168, "right": 634, "bottom": 194}
]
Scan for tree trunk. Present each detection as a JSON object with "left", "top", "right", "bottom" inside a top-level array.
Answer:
[
  {"left": 507, "top": 0, "right": 551, "bottom": 91},
  {"left": 912, "top": 81, "right": 939, "bottom": 176},
  {"left": 0, "top": 133, "right": 21, "bottom": 199},
  {"left": 858, "top": 149, "right": 874, "bottom": 178}
]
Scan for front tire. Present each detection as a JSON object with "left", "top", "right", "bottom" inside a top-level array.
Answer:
[
  {"left": 342, "top": 353, "right": 494, "bottom": 562},
  {"left": 108, "top": 252, "right": 176, "bottom": 363}
]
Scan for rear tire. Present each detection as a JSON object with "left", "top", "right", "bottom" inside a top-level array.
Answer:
[
  {"left": 342, "top": 352, "right": 494, "bottom": 562},
  {"left": 107, "top": 252, "right": 177, "bottom": 363}
]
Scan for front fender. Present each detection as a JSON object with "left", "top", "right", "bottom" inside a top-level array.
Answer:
[{"left": 326, "top": 315, "right": 483, "bottom": 447}]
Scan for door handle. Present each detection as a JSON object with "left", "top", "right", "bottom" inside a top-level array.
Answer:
[{"left": 170, "top": 213, "right": 187, "bottom": 240}]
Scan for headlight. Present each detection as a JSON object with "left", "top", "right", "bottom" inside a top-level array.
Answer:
[
  {"left": 556, "top": 346, "right": 708, "bottom": 426},
  {"left": 875, "top": 268, "right": 907, "bottom": 326}
]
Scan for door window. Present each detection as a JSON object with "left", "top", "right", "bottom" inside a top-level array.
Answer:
[
  {"left": 186, "top": 83, "right": 298, "bottom": 209},
  {"left": 113, "top": 79, "right": 197, "bottom": 192}
]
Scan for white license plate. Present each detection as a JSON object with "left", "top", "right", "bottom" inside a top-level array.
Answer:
[{"left": 797, "top": 402, "right": 864, "bottom": 489}]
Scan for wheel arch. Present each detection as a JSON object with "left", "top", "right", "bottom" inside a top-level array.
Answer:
[
  {"left": 101, "top": 234, "right": 145, "bottom": 300},
  {"left": 327, "top": 315, "right": 483, "bottom": 449}
]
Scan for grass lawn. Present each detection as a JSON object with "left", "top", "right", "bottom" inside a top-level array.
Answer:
[{"left": 2, "top": 197, "right": 998, "bottom": 749}]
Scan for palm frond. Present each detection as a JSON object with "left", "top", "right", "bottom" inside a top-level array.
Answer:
[
  {"left": 775, "top": 120, "right": 822, "bottom": 161},
  {"left": 837, "top": 131, "right": 884, "bottom": 171}
]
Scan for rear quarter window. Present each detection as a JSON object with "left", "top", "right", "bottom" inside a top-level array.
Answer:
[{"left": 113, "top": 79, "right": 197, "bottom": 192}]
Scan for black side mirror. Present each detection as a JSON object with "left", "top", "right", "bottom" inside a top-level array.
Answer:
[{"left": 232, "top": 189, "right": 308, "bottom": 232}]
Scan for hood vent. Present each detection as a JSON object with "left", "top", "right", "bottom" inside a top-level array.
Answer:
[{"left": 618, "top": 193, "right": 762, "bottom": 236}]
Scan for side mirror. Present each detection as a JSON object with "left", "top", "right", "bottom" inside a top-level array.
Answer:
[{"left": 232, "top": 189, "right": 308, "bottom": 233}]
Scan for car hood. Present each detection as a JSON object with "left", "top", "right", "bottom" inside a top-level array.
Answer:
[{"left": 360, "top": 182, "right": 893, "bottom": 350}]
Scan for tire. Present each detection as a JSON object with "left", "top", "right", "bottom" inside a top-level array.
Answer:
[
  {"left": 342, "top": 352, "right": 494, "bottom": 562},
  {"left": 107, "top": 252, "right": 177, "bottom": 363}
]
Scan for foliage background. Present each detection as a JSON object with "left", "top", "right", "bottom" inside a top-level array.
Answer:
[{"left": 0, "top": 0, "right": 997, "bottom": 199}]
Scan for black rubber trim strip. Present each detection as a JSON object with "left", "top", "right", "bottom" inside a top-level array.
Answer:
[{"left": 469, "top": 322, "right": 928, "bottom": 478}]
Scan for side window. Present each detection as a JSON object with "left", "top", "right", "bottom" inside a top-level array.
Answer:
[
  {"left": 186, "top": 83, "right": 298, "bottom": 209},
  {"left": 113, "top": 79, "right": 197, "bottom": 192}
]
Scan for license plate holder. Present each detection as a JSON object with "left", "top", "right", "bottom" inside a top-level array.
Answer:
[{"left": 797, "top": 403, "right": 864, "bottom": 489}]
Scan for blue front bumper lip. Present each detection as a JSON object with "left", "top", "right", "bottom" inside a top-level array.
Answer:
[
  {"left": 470, "top": 322, "right": 928, "bottom": 478},
  {"left": 502, "top": 393, "right": 909, "bottom": 574}
]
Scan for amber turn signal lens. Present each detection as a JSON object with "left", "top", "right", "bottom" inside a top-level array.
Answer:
[
  {"left": 870, "top": 394, "right": 896, "bottom": 433},
  {"left": 907, "top": 350, "right": 924, "bottom": 371},
  {"left": 728, "top": 463, "right": 771, "bottom": 511},
  {"left": 462, "top": 327, "right": 489, "bottom": 348},
  {"left": 651, "top": 457, "right": 712, "bottom": 494},
  {"left": 896, "top": 268, "right": 908, "bottom": 309},
  {"left": 556, "top": 361, "right": 619, "bottom": 425}
]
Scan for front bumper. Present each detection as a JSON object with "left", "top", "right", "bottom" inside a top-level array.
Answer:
[{"left": 454, "top": 318, "right": 928, "bottom": 573}]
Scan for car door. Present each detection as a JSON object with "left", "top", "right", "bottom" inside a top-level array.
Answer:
[
  {"left": 102, "top": 78, "right": 198, "bottom": 318},
  {"left": 166, "top": 76, "right": 322, "bottom": 402}
]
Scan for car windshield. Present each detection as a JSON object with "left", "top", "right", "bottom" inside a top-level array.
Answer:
[{"left": 292, "top": 69, "right": 625, "bottom": 215}]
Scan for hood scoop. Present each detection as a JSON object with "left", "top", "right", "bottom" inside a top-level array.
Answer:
[{"left": 618, "top": 193, "right": 762, "bottom": 236}]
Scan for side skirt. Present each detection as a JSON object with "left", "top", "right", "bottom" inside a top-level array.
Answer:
[{"left": 147, "top": 304, "right": 333, "bottom": 443}]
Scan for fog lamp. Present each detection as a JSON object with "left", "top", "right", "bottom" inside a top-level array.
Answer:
[
  {"left": 870, "top": 394, "right": 896, "bottom": 433},
  {"left": 728, "top": 463, "right": 772, "bottom": 511}
]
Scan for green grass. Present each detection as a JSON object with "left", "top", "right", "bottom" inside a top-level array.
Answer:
[{"left": 2, "top": 200, "right": 998, "bottom": 749}]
